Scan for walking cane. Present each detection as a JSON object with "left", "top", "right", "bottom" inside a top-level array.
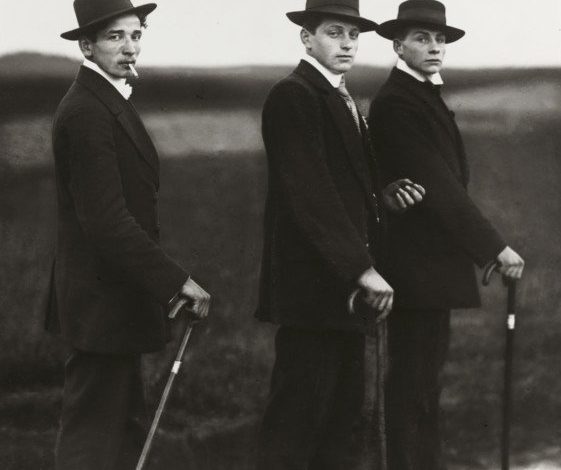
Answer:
[
  {"left": 136, "top": 298, "right": 199, "bottom": 470},
  {"left": 348, "top": 290, "right": 389, "bottom": 470},
  {"left": 483, "top": 261, "right": 517, "bottom": 470}
]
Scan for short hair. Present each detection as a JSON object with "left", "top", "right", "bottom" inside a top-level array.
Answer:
[{"left": 82, "top": 14, "right": 148, "bottom": 42}]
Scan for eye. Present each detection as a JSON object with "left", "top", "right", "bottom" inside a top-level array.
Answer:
[
  {"left": 350, "top": 30, "right": 360, "bottom": 40},
  {"left": 108, "top": 34, "right": 121, "bottom": 41},
  {"left": 132, "top": 33, "right": 142, "bottom": 41},
  {"left": 436, "top": 35, "right": 446, "bottom": 44},
  {"left": 328, "top": 30, "right": 340, "bottom": 38}
]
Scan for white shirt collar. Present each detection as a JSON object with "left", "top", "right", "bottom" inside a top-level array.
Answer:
[
  {"left": 82, "top": 58, "right": 133, "bottom": 100},
  {"left": 396, "top": 58, "right": 444, "bottom": 86},
  {"left": 302, "top": 55, "right": 344, "bottom": 88}
]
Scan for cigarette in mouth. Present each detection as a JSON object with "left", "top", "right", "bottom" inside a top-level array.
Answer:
[{"left": 128, "top": 64, "right": 139, "bottom": 78}]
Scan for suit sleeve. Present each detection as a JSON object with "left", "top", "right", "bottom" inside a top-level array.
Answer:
[
  {"left": 369, "top": 98, "right": 505, "bottom": 267},
  {"left": 263, "top": 82, "right": 373, "bottom": 285},
  {"left": 63, "top": 105, "right": 188, "bottom": 304}
]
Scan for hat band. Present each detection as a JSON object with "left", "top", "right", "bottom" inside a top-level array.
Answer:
[
  {"left": 307, "top": 4, "right": 359, "bottom": 16},
  {"left": 400, "top": 8, "right": 446, "bottom": 25}
]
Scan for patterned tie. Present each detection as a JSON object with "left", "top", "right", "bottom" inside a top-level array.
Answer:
[{"left": 337, "top": 75, "right": 361, "bottom": 131}]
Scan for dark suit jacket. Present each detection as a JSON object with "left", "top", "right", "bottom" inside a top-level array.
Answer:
[
  {"left": 256, "top": 60, "right": 383, "bottom": 332},
  {"left": 47, "top": 66, "right": 188, "bottom": 354},
  {"left": 368, "top": 68, "right": 505, "bottom": 309}
]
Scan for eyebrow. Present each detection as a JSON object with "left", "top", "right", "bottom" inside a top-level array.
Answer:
[
  {"left": 325, "top": 24, "right": 360, "bottom": 32},
  {"left": 105, "top": 28, "right": 142, "bottom": 35}
]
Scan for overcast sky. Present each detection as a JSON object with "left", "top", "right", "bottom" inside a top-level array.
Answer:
[{"left": 1, "top": 0, "right": 560, "bottom": 68}]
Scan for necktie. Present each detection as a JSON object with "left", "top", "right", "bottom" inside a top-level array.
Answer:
[{"left": 337, "top": 75, "right": 361, "bottom": 131}]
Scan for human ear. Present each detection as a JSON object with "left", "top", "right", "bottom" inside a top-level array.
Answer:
[
  {"left": 393, "top": 39, "right": 403, "bottom": 57},
  {"left": 300, "top": 28, "right": 312, "bottom": 50},
  {"left": 79, "top": 38, "right": 94, "bottom": 58}
]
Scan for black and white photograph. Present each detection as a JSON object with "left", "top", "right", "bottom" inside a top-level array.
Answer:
[{"left": 1, "top": 0, "right": 559, "bottom": 469}]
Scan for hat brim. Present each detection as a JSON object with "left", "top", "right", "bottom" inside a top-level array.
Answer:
[
  {"left": 287, "top": 10, "right": 377, "bottom": 33},
  {"left": 376, "top": 19, "right": 465, "bottom": 43},
  {"left": 61, "top": 3, "right": 157, "bottom": 40}
]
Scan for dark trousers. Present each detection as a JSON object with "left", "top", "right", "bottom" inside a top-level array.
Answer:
[
  {"left": 386, "top": 308, "right": 451, "bottom": 470},
  {"left": 256, "top": 326, "right": 366, "bottom": 470},
  {"left": 55, "top": 350, "right": 147, "bottom": 470}
]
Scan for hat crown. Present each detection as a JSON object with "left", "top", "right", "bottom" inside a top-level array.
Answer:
[
  {"left": 397, "top": 0, "right": 447, "bottom": 25},
  {"left": 304, "top": 0, "right": 360, "bottom": 15},
  {"left": 73, "top": 0, "right": 136, "bottom": 28},
  {"left": 286, "top": 0, "right": 377, "bottom": 32}
]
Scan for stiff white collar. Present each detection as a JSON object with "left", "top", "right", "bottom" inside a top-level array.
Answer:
[
  {"left": 302, "top": 55, "right": 344, "bottom": 88},
  {"left": 82, "top": 58, "right": 133, "bottom": 100},
  {"left": 396, "top": 58, "right": 444, "bottom": 86}
]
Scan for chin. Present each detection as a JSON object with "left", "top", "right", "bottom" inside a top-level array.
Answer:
[
  {"left": 423, "top": 65, "right": 442, "bottom": 75},
  {"left": 333, "top": 63, "right": 353, "bottom": 74}
]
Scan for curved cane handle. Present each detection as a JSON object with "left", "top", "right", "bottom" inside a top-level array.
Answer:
[
  {"left": 348, "top": 289, "right": 360, "bottom": 314},
  {"left": 169, "top": 297, "right": 189, "bottom": 319},
  {"left": 482, "top": 261, "right": 501, "bottom": 286}
]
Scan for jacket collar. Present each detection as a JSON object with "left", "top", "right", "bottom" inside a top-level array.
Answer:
[
  {"left": 82, "top": 58, "right": 132, "bottom": 100},
  {"left": 293, "top": 60, "right": 336, "bottom": 94},
  {"left": 396, "top": 58, "right": 443, "bottom": 86},
  {"left": 388, "top": 67, "right": 468, "bottom": 184},
  {"left": 293, "top": 60, "right": 377, "bottom": 207},
  {"left": 301, "top": 55, "right": 344, "bottom": 88},
  {"left": 389, "top": 67, "right": 457, "bottom": 142},
  {"left": 76, "top": 66, "right": 159, "bottom": 174}
]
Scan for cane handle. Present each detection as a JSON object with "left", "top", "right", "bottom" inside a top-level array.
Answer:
[
  {"left": 169, "top": 297, "right": 189, "bottom": 319},
  {"left": 483, "top": 261, "right": 501, "bottom": 286},
  {"left": 348, "top": 289, "right": 361, "bottom": 314}
]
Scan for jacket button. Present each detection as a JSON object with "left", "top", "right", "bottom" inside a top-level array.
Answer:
[{"left": 366, "top": 242, "right": 370, "bottom": 249}]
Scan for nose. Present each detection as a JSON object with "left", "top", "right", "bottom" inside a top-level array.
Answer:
[
  {"left": 340, "top": 34, "right": 354, "bottom": 51},
  {"left": 428, "top": 38, "right": 442, "bottom": 54},
  {"left": 122, "top": 36, "right": 137, "bottom": 56}
]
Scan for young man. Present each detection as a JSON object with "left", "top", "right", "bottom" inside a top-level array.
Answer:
[
  {"left": 368, "top": 1, "right": 525, "bottom": 469},
  {"left": 46, "top": 1, "right": 210, "bottom": 468},
  {"left": 255, "top": 1, "right": 425, "bottom": 468}
]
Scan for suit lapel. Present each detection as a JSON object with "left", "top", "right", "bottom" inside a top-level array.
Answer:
[
  {"left": 76, "top": 67, "right": 159, "bottom": 175},
  {"left": 295, "top": 61, "right": 373, "bottom": 198},
  {"left": 390, "top": 68, "right": 469, "bottom": 184},
  {"left": 391, "top": 68, "right": 458, "bottom": 145}
]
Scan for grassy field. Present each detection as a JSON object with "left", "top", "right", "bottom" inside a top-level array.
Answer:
[{"left": 1, "top": 54, "right": 560, "bottom": 469}]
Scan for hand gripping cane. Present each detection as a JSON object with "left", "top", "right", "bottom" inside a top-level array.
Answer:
[
  {"left": 348, "top": 290, "right": 388, "bottom": 470},
  {"left": 483, "top": 262, "right": 517, "bottom": 470},
  {"left": 136, "top": 298, "right": 199, "bottom": 470}
]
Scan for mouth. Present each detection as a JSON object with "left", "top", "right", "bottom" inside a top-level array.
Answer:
[
  {"left": 425, "top": 59, "right": 441, "bottom": 64},
  {"left": 120, "top": 61, "right": 138, "bottom": 78},
  {"left": 337, "top": 55, "right": 353, "bottom": 60}
]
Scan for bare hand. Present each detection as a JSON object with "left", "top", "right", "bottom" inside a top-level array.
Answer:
[
  {"left": 382, "top": 178, "right": 426, "bottom": 213},
  {"left": 496, "top": 246, "right": 524, "bottom": 280},
  {"left": 179, "top": 278, "right": 211, "bottom": 319},
  {"left": 356, "top": 267, "right": 394, "bottom": 321}
]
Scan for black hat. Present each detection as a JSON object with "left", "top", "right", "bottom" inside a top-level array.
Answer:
[
  {"left": 61, "top": 0, "right": 157, "bottom": 41},
  {"left": 287, "top": 0, "right": 378, "bottom": 33},
  {"left": 377, "top": 0, "right": 464, "bottom": 43}
]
